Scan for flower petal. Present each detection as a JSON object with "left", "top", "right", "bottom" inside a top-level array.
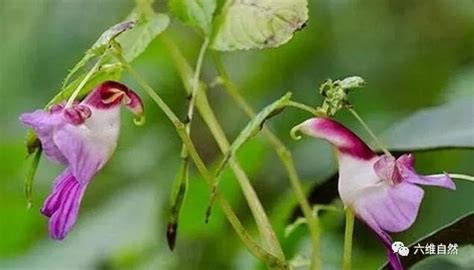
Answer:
[
  {"left": 52, "top": 124, "right": 112, "bottom": 184},
  {"left": 353, "top": 182, "right": 424, "bottom": 233},
  {"left": 41, "top": 168, "right": 74, "bottom": 217},
  {"left": 397, "top": 154, "right": 455, "bottom": 190},
  {"left": 19, "top": 110, "right": 67, "bottom": 164},
  {"left": 356, "top": 212, "right": 404, "bottom": 270},
  {"left": 48, "top": 178, "right": 87, "bottom": 240},
  {"left": 296, "top": 117, "right": 376, "bottom": 160},
  {"left": 374, "top": 155, "right": 402, "bottom": 184},
  {"left": 39, "top": 168, "right": 87, "bottom": 240}
]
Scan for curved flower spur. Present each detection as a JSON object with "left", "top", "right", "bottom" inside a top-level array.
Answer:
[
  {"left": 20, "top": 81, "right": 144, "bottom": 240},
  {"left": 292, "top": 117, "right": 455, "bottom": 270}
]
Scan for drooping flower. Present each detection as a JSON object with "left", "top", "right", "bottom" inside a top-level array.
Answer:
[
  {"left": 293, "top": 117, "right": 455, "bottom": 270},
  {"left": 20, "top": 81, "right": 144, "bottom": 240}
]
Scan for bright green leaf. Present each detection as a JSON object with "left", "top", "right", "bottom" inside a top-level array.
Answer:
[
  {"left": 217, "top": 92, "right": 292, "bottom": 174},
  {"left": 24, "top": 148, "right": 41, "bottom": 208},
  {"left": 62, "top": 20, "right": 135, "bottom": 88},
  {"left": 382, "top": 98, "right": 474, "bottom": 151},
  {"left": 210, "top": 0, "right": 308, "bottom": 51},
  {"left": 116, "top": 12, "right": 170, "bottom": 62},
  {"left": 169, "top": 0, "right": 216, "bottom": 34}
]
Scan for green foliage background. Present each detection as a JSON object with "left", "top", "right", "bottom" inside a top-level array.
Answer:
[{"left": 0, "top": 0, "right": 473, "bottom": 269}]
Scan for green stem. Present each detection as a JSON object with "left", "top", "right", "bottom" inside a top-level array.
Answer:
[
  {"left": 166, "top": 153, "right": 189, "bottom": 250},
  {"left": 197, "top": 91, "right": 285, "bottom": 260},
  {"left": 212, "top": 52, "right": 322, "bottom": 270},
  {"left": 116, "top": 53, "right": 287, "bottom": 269},
  {"left": 430, "top": 173, "right": 474, "bottom": 182},
  {"left": 65, "top": 54, "right": 104, "bottom": 107},
  {"left": 342, "top": 208, "right": 354, "bottom": 270},
  {"left": 167, "top": 37, "right": 209, "bottom": 249},
  {"left": 287, "top": 101, "right": 320, "bottom": 116},
  {"left": 347, "top": 108, "right": 391, "bottom": 156},
  {"left": 186, "top": 37, "right": 209, "bottom": 128},
  {"left": 162, "top": 36, "right": 286, "bottom": 261}
]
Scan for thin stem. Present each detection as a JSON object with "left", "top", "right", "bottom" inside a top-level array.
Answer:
[
  {"left": 348, "top": 108, "right": 391, "bottom": 156},
  {"left": 186, "top": 37, "right": 209, "bottom": 129},
  {"left": 430, "top": 173, "right": 474, "bottom": 182},
  {"left": 167, "top": 37, "right": 209, "bottom": 248},
  {"left": 212, "top": 51, "right": 321, "bottom": 270},
  {"left": 343, "top": 208, "right": 354, "bottom": 270},
  {"left": 197, "top": 90, "right": 285, "bottom": 260},
  {"left": 115, "top": 53, "right": 287, "bottom": 268},
  {"left": 287, "top": 101, "right": 320, "bottom": 116},
  {"left": 281, "top": 153, "right": 321, "bottom": 270},
  {"left": 162, "top": 36, "right": 286, "bottom": 261},
  {"left": 65, "top": 54, "right": 104, "bottom": 107}
]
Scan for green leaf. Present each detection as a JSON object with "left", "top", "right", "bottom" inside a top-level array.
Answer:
[
  {"left": 24, "top": 148, "right": 41, "bottom": 208},
  {"left": 382, "top": 98, "right": 474, "bottom": 151},
  {"left": 218, "top": 92, "right": 292, "bottom": 173},
  {"left": 116, "top": 12, "right": 170, "bottom": 62},
  {"left": 49, "top": 63, "right": 123, "bottom": 108},
  {"left": 62, "top": 20, "right": 135, "bottom": 88},
  {"left": 210, "top": 0, "right": 308, "bottom": 51},
  {"left": 169, "top": 0, "right": 216, "bottom": 34}
]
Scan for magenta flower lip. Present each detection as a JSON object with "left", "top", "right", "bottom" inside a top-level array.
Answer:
[
  {"left": 294, "top": 117, "right": 455, "bottom": 270},
  {"left": 20, "top": 81, "right": 144, "bottom": 240},
  {"left": 83, "top": 80, "right": 144, "bottom": 119}
]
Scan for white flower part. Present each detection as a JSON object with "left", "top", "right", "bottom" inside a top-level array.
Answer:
[
  {"left": 52, "top": 106, "right": 121, "bottom": 184},
  {"left": 83, "top": 106, "right": 121, "bottom": 160},
  {"left": 337, "top": 154, "right": 383, "bottom": 206}
]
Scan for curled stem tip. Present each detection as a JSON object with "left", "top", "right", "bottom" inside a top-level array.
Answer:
[
  {"left": 133, "top": 115, "right": 146, "bottom": 126},
  {"left": 290, "top": 124, "right": 304, "bottom": 140}
]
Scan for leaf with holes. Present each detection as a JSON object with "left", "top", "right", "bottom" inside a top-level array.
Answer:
[
  {"left": 210, "top": 0, "right": 308, "bottom": 51},
  {"left": 169, "top": 0, "right": 216, "bottom": 34}
]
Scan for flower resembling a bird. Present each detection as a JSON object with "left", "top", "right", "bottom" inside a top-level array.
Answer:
[
  {"left": 20, "top": 81, "right": 144, "bottom": 240},
  {"left": 293, "top": 117, "right": 455, "bottom": 270}
]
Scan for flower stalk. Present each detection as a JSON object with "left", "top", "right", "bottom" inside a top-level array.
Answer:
[
  {"left": 287, "top": 100, "right": 320, "bottom": 116},
  {"left": 113, "top": 49, "right": 287, "bottom": 268},
  {"left": 65, "top": 54, "right": 105, "bottom": 108},
  {"left": 211, "top": 52, "right": 322, "bottom": 270},
  {"left": 347, "top": 107, "right": 392, "bottom": 157},
  {"left": 343, "top": 208, "right": 354, "bottom": 270},
  {"left": 167, "top": 37, "right": 209, "bottom": 250},
  {"left": 161, "top": 36, "right": 286, "bottom": 261}
]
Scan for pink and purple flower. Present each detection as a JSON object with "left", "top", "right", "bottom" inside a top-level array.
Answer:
[
  {"left": 293, "top": 117, "right": 455, "bottom": 270},
  {"left": 20, "top": 81, "right": 144, "bottom": 240}
]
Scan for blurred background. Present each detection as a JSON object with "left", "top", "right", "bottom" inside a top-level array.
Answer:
[{"left": 0, "top": 0, "right": 473, "bottom": 269}]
